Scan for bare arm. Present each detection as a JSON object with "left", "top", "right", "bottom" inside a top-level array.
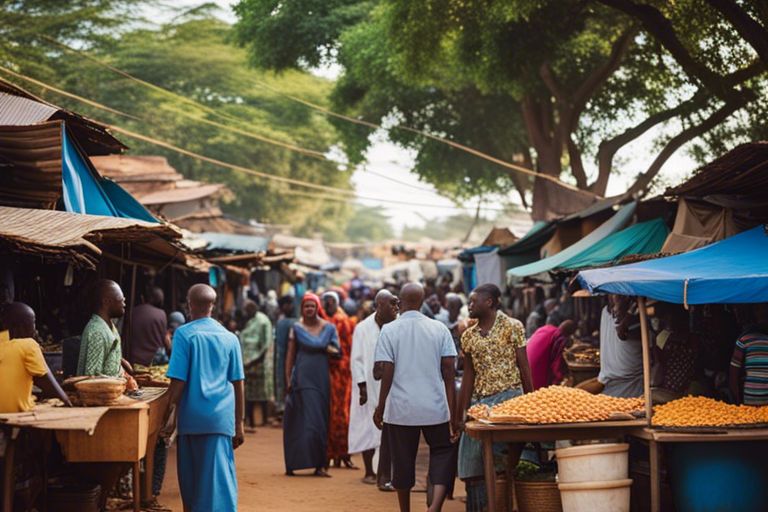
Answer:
[
  {"left": 373, "top": 362, "right": 394, "bottom": 429},
  {"left": 441, "top": 356, "right": 457, "bottom": 439},
  {"left": 285, "top": 328, "right": 297, "bottom": 395},
  {"left": 455, "top": 353, "right": 475, "bottom": 426},
  {"left": 233, "top": 380, "right": 245, "bottom": 449},
  {"left": 160, "top": 378, "right": 186, "bottom": 439},
  {"left": 373, "top": 362, "right": 384, "bottom": 381}
]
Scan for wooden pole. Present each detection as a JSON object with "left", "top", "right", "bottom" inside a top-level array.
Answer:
[{"left": 638, "top": 296, "right": 652, "bottom": 422}]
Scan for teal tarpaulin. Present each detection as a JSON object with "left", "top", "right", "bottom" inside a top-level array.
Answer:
[
  {"left": 61, "top": 126, "right": 157, "bottom": 223},
  {"left": 507, "top": 202, "right": 637, "bottom": 278},
  {"left": 558, "top": 218, "right": 669, "bottom": 270}
]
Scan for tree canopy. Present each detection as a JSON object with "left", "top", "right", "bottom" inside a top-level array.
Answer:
[{"left": 234, "top": 0, "right": 768, "bottom": 220}]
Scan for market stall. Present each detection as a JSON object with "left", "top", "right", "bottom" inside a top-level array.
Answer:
[{"left": 576, "top": 224, "right": 768, "bottom": 512}]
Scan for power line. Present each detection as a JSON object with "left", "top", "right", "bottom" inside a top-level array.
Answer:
[
  {"left": 0, "top": 67, "right": 508, "bottom": 212},
  {"left": 42, "top": 35, "right": 592, "bottom": 197}
]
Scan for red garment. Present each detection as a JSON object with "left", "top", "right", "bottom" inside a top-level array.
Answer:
[
  {"left": 526, "top": 325, "right": 567, "bottom": 390},
  {"left": 327, "top": 308, "right": 354, "bottom": 458}
]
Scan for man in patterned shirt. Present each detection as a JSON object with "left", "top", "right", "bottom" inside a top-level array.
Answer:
[
  {"left": 455, "top": 283, "right": 526, "bottom": 511},
  {"left": 730, "top": 304, "right": 768, "bottom": 405}
]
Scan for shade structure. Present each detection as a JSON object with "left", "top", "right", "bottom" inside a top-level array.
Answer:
[
  {"left": 557, "top": 218, "right": 669, "bottom": 271},
  {"left": 577, "top": 225, "right": 768, "bottom": 304},
  {"left": 507, "top": 202, "right": 637, "bottom": 278},
  {"left": 198, "top": 232, "right": 270, "bottom": 253},
  {"left": 497, "top": 221, "right": 558, "bottom": 268}
]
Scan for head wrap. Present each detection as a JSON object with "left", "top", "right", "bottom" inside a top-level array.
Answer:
[
  {"left": 301, "top": 292, "right": 324, "bottom": 319},
  {"left": 321, "top": 291, "right": 340, "bottom": 305},
  {"left": 168, "top": 311, "right": 186, "bottom": 327}
]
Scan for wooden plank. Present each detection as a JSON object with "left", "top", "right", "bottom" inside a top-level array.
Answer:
[
  {"left": 638, "top": 297, "right": 653, "bottom": 424},
  {"left": 649, "top": 440, "right": 661, "bottom": 512},
  {"left": 0, "top": 406, "right": 108, "bottom": 433},
  {"left": 56, "top": 404, "right": 148, "bottom": 462}
]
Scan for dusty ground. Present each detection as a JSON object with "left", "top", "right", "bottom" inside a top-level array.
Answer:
[{"left": 159, "top": 427, "right": 465, "bottom": 512}]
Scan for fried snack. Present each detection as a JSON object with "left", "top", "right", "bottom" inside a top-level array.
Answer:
[
  {"left": 487, "top": 386, "right": 644, "bottom": 424},
  {"left": 468, "top": 403, "right": 490, "bottom": 420},
  {"left": 652, "top": 396, "right": 768, "bottom": 427}
]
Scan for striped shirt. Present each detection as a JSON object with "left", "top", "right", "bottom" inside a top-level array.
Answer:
[{"left": 730, "top": 332, "right": 768, "bottom": 406}]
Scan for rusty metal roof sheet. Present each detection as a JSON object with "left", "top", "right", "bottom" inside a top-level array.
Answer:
[
  {"left": 665, "top": 142, "right": 768, "bottom": 198},
  {"left": 0, "top": 206, "right": 180, "bottom": 268},
  {"left": 137, "top": 183, "right": 224, "bottom": 205},
  {"left": 0, "top": 92, "right": 58, "bottom": 125}
]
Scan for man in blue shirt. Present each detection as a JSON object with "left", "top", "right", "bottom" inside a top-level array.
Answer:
[
  {"left": 374, "top": 282, "right": 458, "bottom": 512},
  {"left": 162, "top": 284, "right": 245, "bottom": 512}
]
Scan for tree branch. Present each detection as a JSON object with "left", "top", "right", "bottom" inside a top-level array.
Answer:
[
  {"left": 567, "top": 136, "right": 589, "bottom": 189},
  {"left": 539, "top": 63, "right": 568, "bottom": 104},
  {"left": 627, "top": 97, "right": 749, "bottom": 195},
  {"left": 598, "top": 0, "right": 745, "bottom": 101},
  {"left": 706, "top": 0, "right": 768, "bottom": 66}
]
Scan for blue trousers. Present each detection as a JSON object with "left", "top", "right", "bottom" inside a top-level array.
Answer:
[{"left": 177, "top": 434, "right": 237, "bottom": 512}]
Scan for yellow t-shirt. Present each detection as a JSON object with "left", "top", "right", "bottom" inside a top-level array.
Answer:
[{"left": 0, "top": 330, "right": 47, "bottom": 413}]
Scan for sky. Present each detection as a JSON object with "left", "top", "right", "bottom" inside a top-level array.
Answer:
[{"left": 148, "top": 1, "right": 700, "bottom": 235}]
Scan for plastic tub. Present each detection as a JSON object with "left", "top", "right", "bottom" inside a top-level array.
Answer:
[
  {"left": 555, "top": 443, "right": 629, "bottom": 483},
  {"left": 558, "top": 478, "right": 632, "bottom": 512}
]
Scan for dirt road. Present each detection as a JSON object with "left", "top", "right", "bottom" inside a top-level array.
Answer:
[{"left": 160, "top": 427, "right": 465, "bottom": 511}]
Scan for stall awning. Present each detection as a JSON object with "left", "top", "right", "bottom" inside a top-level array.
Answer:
[
  {"left": 577, "top": 225, "right": 768, "bottom": 304},
  {"left": 198, "top": 232, "right": 270, "bottom": 253},
  {"left": 556, "top": 218, "right": 669, "bottom": 271},
  {"left": 507, "top": 202, "right": 637, "bottom": 278},
  {"left": 497, "top": 221, "right": 557, "bottom": 268}
]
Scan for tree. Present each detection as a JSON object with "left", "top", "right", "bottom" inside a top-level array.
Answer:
[
  {"left": 18, "top": 10, "right": 358, "bottom": 238},
  {"left": 234, "top": 0, "right": 768, "bottom": 219},
  {"left": 342, "top": 205, "right": 394, "bottom": 242}
]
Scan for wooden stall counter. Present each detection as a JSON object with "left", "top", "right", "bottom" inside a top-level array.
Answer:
[{"left": 465, "top": 419, "right": 647, "bottom": 512}]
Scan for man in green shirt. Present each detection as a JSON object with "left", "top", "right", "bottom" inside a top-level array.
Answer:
[
  {"left": 240, "top": 300, "right": 274, "bottom": 428},
  {"left": 77, "top": 280, "right": 135, "bottom": 389}
]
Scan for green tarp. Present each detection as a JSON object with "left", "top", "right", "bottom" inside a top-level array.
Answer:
[{"left": 558, "top": 217, "right": 669, "bottom": 270}]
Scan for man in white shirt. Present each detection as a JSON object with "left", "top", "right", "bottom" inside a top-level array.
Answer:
[
  {"left": 374, "top": 283, "right": 458, "bottom": 512},
  {"left": 349, "top": 289, "right": 399, "bottom": 484}
]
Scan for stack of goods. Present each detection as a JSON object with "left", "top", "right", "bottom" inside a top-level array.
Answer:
[
  {"left": 652, "top": 396, "right": 768, "bottom": 427},
  {"left": 74, "top": 378, "right": 126, "bottom": 406},
  {"left": 134, "top": 364, "right": 171, "bottom": 386},
  {"left": 565, "top": 345, "right": 600, "bottom": 365},
  {"left": 469, "top": 386, "right": 644, "bottom": 424}
]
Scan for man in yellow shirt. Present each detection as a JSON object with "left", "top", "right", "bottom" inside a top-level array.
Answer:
[{"left": 0, "top": 302, "right": 70, "bottom": 413}]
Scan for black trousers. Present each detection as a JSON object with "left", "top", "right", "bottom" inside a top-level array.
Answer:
[
  {"left": 387, "top": 422, "right": 455, "bottom": 490},
  {"left": 377, "top": 423, "right": 392, "bottom": 485}
]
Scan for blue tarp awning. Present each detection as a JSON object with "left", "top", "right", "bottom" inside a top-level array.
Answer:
[
  {"left": 557, "top": 218, "right": 669, "bottom": 271},
  {"left": 61, "top": 127, "right": 157, "bottom": 223},
  {"left": 199, "top": 232, "right": 270, "bottom": 253},
  {"left": 577, "top": 225, "right": 768, "bottom": 304},
  {"left": 507, "top": 202, "right": 637, "bottom": 278}
]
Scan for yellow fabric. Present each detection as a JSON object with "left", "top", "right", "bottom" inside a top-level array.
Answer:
[
  {"left": 0, "top": 330, "right": 47, "bottom": 413},
  {"left": 461, "top": 312, "right": 526, "bottom": 399}
]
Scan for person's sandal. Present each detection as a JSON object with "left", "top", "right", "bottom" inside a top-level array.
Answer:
[{"left": 362, "top": 475, "right": 377, "bottom": 485}]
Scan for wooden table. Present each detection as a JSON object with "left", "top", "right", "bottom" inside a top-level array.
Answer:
[
  {"left": 134, "top": 387, "right": 169, "bottom": 503},
  {"left": 56, "top": 400, "right": 149, "bottom": 512},
  {"left": 630, "top": 427, "right": 768, "bottom": 512},
  {"left": 465, "top": 419, "right": 647, "bottom": 512}
]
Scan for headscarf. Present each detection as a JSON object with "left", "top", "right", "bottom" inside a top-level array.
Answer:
[
  {"left": 301, "top": 292, "right": 328, "bottom": 320},
  {"left": 168, "top": 311, "right": 186, "bottom": 328},
  {"left": 321, "top": 291, "right": 340, "bottom": 305}
]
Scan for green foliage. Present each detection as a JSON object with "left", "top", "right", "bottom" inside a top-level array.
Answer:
[
  {"left": 14, "top": 11, "right": 357, "bottom": 239},
  {"left": 341, "top": 205, "right": 394, "bottom": 242}
]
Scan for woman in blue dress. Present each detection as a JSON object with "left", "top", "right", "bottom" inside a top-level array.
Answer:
[{"left": 283, "top": 292, "right": 340, "bottom": 476}]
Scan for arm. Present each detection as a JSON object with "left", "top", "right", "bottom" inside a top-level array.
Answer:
[
  {"left": 455, "top": 353, "right": 475, "bottom": 427},
  {"left": 729, "top": 340, "right": 744, "bottom": 404},
  {"left": 373, "top": 362, "right": 384, "bottom": 381},
  {"left": 350, "top": 328, "right": 368, "bottom": 405},
  {"left": 33, "top": 362, "right": 72, "bottom": 407},
  {"left": 441, "top": 356, "right": 458, "bottom": 440},
  {"left": 160, "top": 378, "right": 186, "bottom": 439},
  {"left": 285, "top": 328, "right": 297, "bottom": 395},
  {"left": 373, "top": 362, "right": 394, "bottom": 430},
  {"left": 232, "top": 380, "right": 245, "bottom": 449}
]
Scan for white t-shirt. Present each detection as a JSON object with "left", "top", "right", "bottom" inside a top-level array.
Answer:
[{"left": 374, "top": 310, "right": 457, "bottom": 426}]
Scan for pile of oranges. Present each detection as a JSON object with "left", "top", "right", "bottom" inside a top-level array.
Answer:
[
  {"left": 472, "top": 386, "right": 644, "bottom": 424},
  {"left": 652, "top": 396, "right": 768, "bottom": 427}
]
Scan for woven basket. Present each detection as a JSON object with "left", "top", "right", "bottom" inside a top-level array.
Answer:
[
  {"left": 75, "top": 378, "right": 125, "bottom": 405},
  {"left": 514, "top": 480, "right": 563, "bottom": 512}
]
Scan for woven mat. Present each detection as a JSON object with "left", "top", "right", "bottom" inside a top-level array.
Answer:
[{"left": 0, "top": 404, "right": 109, "bottom": 434}]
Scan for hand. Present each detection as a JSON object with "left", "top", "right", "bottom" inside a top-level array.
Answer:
[
  {"left": 160, "top": 411, "right": 176, "bottom": 441},
  {"left": 125, "top": 374, "right": 138, "bottom": 392},
  {"left": 373, "top": 406, "right": 384, "bottom": 430},
  {"left": 359, "top": 384, "right": 368, "bottom": 406},
  {"left": 450, "top": 419, "right": 462, "bottom": 443},
  {"left": 233, "top": 423, "right": 245, "bottom": 450}
]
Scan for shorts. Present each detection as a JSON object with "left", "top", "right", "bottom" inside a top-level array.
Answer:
[{"left": 386, "top": 422, "right": 455, "bottom": 490}]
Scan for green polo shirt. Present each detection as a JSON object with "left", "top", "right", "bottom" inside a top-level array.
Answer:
[{"left": 76, "top": 314, "right": 123, "bottom": 377}]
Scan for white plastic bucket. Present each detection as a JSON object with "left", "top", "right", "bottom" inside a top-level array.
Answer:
[
  {"left": 558, "top": 478, "right": 632, "bottom": 512},
  {"left": 555, "top": 442, "right": 629, "bottom": 483}
]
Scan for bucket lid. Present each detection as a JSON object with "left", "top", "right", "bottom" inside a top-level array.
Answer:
[
  {"left": 555, "top": 442, "right": 629, "bottom": 459},
  {"left": 558, "top": 478, "right": 633, "bottom": 491}
]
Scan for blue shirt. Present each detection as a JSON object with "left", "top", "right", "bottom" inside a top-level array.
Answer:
[
  {"left": 374, "top": 310, "right": 457, "bottom": 426},
  {"left": 167, "top": 317, "right": 244, "bottom": 436}
]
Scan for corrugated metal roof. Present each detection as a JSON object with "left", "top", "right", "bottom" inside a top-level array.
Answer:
[
  {"left": 0, "top": 92, "right": 58, "bottom": 125},
  {"left": 137, "top": 183, "right": 224, "bottom": 205},
  {"left": 0, "top": 206, "right": 180, "bottom": 268}
]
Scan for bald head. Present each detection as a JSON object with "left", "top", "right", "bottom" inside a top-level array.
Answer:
[
  {"left": 188, "top": 284, "right": 216, "bottom": 319},
  {"left": 2, "top": 302, "right": 36, "bottom": 339},
  {"left": 374, "top": 289, "right": 399, "bottom": 325},
  {"left": 400, "top": 283, "right": 424, "bottom": 312}
]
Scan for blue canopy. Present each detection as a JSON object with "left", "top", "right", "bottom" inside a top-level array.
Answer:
[
  {"left": 558, "top": 218, "right": 669, "bottom": 271},
  {"left": 577, "top": 225, "right": 768, "bottom": 304},
  {"left": 61, "top": 127, "right": 157, "bottom": 223},
  {"left": 507, "top": 202, "right": 637, "bottom": 278},
  {"left": 199, "top": 232, "right": 270, "bottom": 253}
]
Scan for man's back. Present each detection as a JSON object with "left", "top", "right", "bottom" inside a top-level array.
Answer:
[
  {"left": 375, "top": 311, "right": 457, "bottom": 426},
  {"left": 0, "top": 330, "right": 46, "bottom": 412},
  {"left": 167, "top": 317, "right": 244, "bottom": 436},
  {"left": 129, "top": 303, "right": 167, "bottom": 366}
]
